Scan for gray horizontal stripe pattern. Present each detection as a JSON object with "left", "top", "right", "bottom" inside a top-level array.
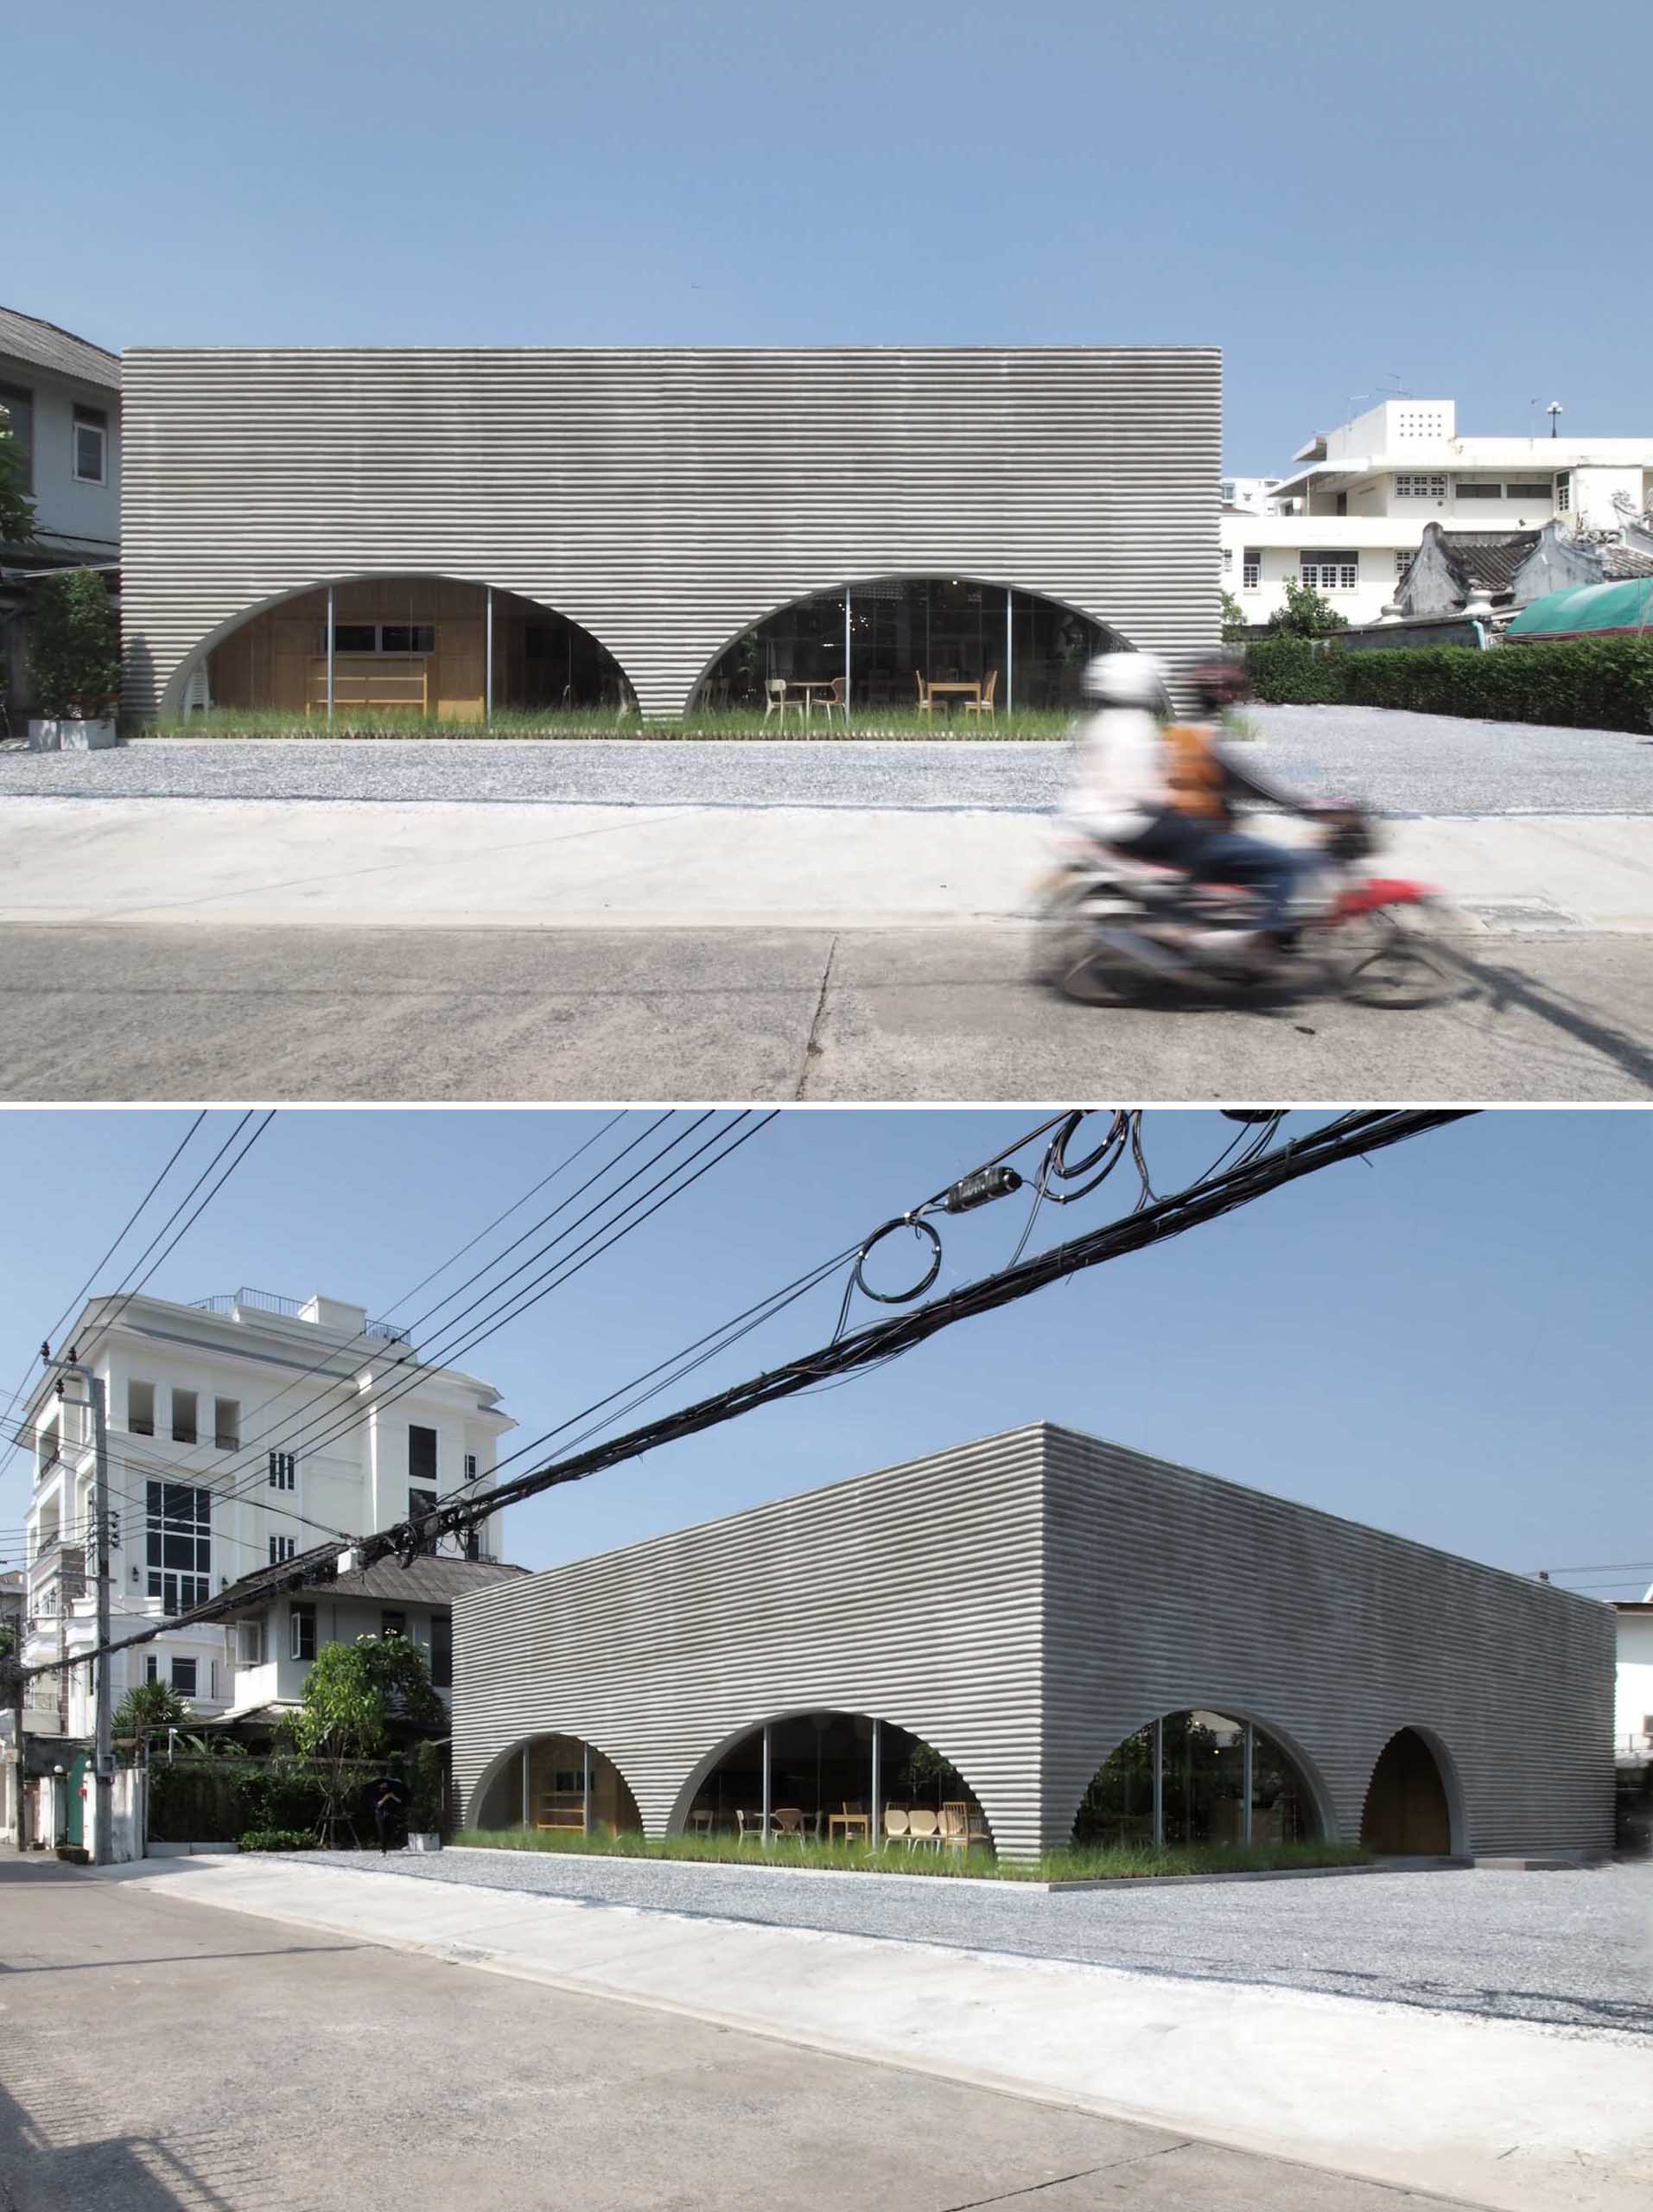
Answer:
[
  {"left": 455, "top": 1424, "right": 1612, "bottom": 1862},
  {"left": 119, "top": 347, "right": 1221, "bottom": 718}
]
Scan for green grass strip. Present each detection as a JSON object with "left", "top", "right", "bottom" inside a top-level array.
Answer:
[
  {"left": 140, "top": 707, "right": 1077, "bottom": 743},
  {"left": 451, "top": 1828, "right": 1372, "bottom": 1882}
]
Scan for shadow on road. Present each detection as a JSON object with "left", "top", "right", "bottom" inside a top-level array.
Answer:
[{"left": 1440, "top": 944, "right": 1653, "bottom": 1092}]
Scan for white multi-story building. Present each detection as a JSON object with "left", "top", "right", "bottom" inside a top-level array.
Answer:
[
  {"left": 18, "top": 1287, "right": 515, "bottom": 1739},
  {"left": 1616, "top": 1594, "right": 1653, "bottom": 1762},
  {"left": 1222, "top": 397, "right": 1653, "bottom": 626}
]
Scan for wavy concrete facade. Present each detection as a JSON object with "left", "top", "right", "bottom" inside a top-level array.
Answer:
[
  {"left": 118, "top": 346, "right": 1221, "bottom": 719},
  {"left": 453, "top": 1424, "right": 1614, "bottom": 1861}
]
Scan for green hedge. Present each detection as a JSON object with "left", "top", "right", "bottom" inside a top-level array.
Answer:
[
  {"left": 238, "top": 1828, "right": 318, "bottom": 1853},
  {"left": 1245, "top": 634, "right": 1653, "bottom": 732}
]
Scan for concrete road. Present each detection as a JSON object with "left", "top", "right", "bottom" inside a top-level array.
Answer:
[
  {"left": 3, "top": 920, "right": 1650, "bottom": 1101},
  {"left": 0, "top": 1859, "right": 1458, "bottom": 2212}
]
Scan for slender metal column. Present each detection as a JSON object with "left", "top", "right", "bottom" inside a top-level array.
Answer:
[
  {"left": 761, "top": 1723, "right": 772, "bottom": 1847},
  {"left": 1242, "top": 1723, "right": 1254, "bottom": 1845},
  {"left": 869, "top": 1719, "right": 881, "bottom": 1848},
  {"left": 325, "top": 586, "right": 335, "bottom": 727},
  {"left": 485, "top": 586, "right": 494, "bottom": 722},
  {"left": 521, "top": 1744, "right": 530, "bottom": 1829},
  {"left": 1005, "top": 586, "right": 1014, "bottom": 712},
  {"left": 582, "top": 1740, "right": 591, "bottom": 1836},
  {"left": 1152, "top": 1717, "right": 1164, "bottom": 1848},
  {"left": 843, "top": 586, "right": 852, "bottom": 728}
]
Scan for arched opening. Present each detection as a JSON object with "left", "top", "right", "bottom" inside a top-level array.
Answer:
[
  {"left": 1360, "top": 1727, "right": 1455, "bottom": 1855},
  {"left": 683, "top": 1711, "right": 994, "bottom": 1855},
  {"left": 469, "top": 1732, "right": 642, "bottom": 1839},
  {"left": 693, "top": 575, "right": 1128, "bottom": 718},
  {"left": 1072, "top": 1709, "right": 1323, "bottom": 1850},
  {"left": 188, "top": 575, "right": 633, "bottom": 724}
]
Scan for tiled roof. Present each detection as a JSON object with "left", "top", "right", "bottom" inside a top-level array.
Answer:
[
  {"left": 1436, "top": 530, "right": 1540, "bottom": 595},
  {"left": 327, "top": 1554, "right": 531, "bottom": 1605},
  {"left": 0, "top": 306, "right": 121, "bottom": 391},
  {"left": 1602, "top": 542, "right": 1653, "bottom": 580}
]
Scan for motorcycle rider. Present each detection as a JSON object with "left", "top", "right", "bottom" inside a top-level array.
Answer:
[{"left": 1061, "top": 650, "right": 1323, "bottom": 963}]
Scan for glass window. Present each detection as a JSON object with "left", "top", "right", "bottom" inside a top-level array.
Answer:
[
  {"left": 171, "top": 1656, "right": 197, "bottom": 1697},
  {"left": 73, "top": 405, "right": 107, "bottom": 485},
  {"left": 431, "top": 1611, "right": 452, "bottom": 1691},
  {"left": 0, "top": 383, "right": 34, "bottom": 493},
  {"left": 268, "top": 1450, "right": 296, "bottom": 1491},
  {"left": 1556, "top": 475, "right": 1572, "bottom": 512},
  {"left": 464, "top": 1452, "right": 478, "bottom": 1481},
  {"left": 409, "top": 1426, "right": 437, "bottom": 1484},
  {"left": 290, "top": 1603, "right": 316, "bottom": 1662},
  {"left": 145, "top": 1655, "right": 158, "bottom": 1684},
  {"left": 1505, "top": 481, "right": 1553, "bottom": 501},
  {"left": 331, "top": 624, "right": 377, "bottom": 653},
  {"left": 145, "top": 1481, "right": 211, "bottom": 1614},
  {"left": 379, "top": 625, "right": 435, "bottom": 654},
  {"left": 1242, "top": 551, "right": 1262, "bottom": 590},
  {"left": 380, "top": 1610, "right": 406, "bottom": 1639},
  {"left": 1072, "top": 1712, "right": 1318, "bottom": 1849},
  {"left": 408, "top": 1485, "right": 438, "bottom": 1555},
  {"left": 1300, "top": 553, "right": 1359, "bottom": 591},
  {"left": 268, "top": 1535, "right": 295, "bottom": 1564},
  {"left": 1455, "top": 480, "right": 1503, "bottom": 499},
  {"left": 237, "top": 1618, "right": 265, "bottom": 1667}
]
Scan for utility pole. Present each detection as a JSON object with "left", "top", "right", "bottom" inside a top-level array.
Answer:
[{"left": 54, "top": 1357, "right": 112, "bottom": 1866}]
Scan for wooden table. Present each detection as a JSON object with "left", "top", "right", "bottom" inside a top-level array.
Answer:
[
  {"left": 828, "top": 1812, "right": 871, "bottom": 1844},
  {"left": 925, "top": 680, "right": 982, "bottom": 709},
  {"left": 785, "top": 680, "right": 842, "bottom": 718}
]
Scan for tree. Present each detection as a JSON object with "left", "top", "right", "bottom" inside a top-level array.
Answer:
[
  {"left": 29, "top": 567, "right": 122, "bottom": 719},
  {"left": 0, "top": 1623, "right": 15, "bottom": 1661},
  {"left": 0, "top": 404, "right": 35, "bottom": 548},
  {"left": 1220, "top": 588, "right": 1249, "bottom": 642},
  {"left": 112, "top": 1678, "right": 190, "bottom": 1748},
  {"left": 289, "top": 1632, "right": 444, "bottom": 1843},
  {"left": 1268, "top": 575, "right": 1348, "bottom": 639}
]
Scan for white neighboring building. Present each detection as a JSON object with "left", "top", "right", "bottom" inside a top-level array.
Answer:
[
  {"left": 1222, "top": 397, "right": 1653, "bottom": 626},
  {"left": 18, "top": 1287, "right": 514, "bottom": 1739},
  {"left": 1616, "top": 1595, "right": 1653, "bottom": 1761}
]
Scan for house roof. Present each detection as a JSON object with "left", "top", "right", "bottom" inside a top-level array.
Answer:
[
  {"left": 218, "top": 1551, "right": 531, "bottom": 1615},
  {"left": 1433, "top": 530, "right": 1541, "bottom": 597},
  {"left": 329, "top": 1555, "right": 530, "bottom": 1605},
  {"left": 0, "top": 307, "right": 121, "bottom": 391}
]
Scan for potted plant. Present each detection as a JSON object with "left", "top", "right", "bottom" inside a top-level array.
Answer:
[{"left": 27, "top": 568, "right": 122, "bottom": 751}]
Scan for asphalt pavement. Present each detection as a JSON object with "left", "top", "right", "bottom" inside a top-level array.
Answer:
[
  {"left": 2, "top": 705, "right": 1650, "bottom": 812},
  {"left": 0, "top": 1859, "right": 1462, "bottom": 2212}
]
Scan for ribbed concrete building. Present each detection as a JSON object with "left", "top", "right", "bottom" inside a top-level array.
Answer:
[
  {"left": 453, "top": 1425, "right": 1614, "bottom": 1865},
  {"left": 118, "top": 346, "right": 1220, "bottom": 721}
]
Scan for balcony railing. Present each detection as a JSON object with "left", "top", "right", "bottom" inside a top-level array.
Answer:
[{"left": 192, "top": 1287, "right": 410, "bottom": 1345}]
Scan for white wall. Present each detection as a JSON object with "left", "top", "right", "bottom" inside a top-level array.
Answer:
[
  {"left": 1220, "top": 516, "right": 1421, "bottom": 626},
  {"left": 1616, "top": 1615, "right": 1653, "bottom": 1753}
]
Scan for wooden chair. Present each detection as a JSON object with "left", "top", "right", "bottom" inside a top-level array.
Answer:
[
  {"left": 763, "top": 677, "right": 792, "bottom": 728},
  {"left": 906, "top": 1807, "right": 942, "bottom": 1851},
  {"left": 687, "top": 1806, "right": 715, "bottom": 1834},
  {"left": 938, "top": 1802, "right": 971, "bottom": 1852},
  {"left": 963, "top": 669, "right": 998, "bottom": 721},
  {"left": 882, "top": 1805, "right": 910, "bottom": 1848},
  {"left": 772, "top": 1805, "right": 809, "bottom": 1845},
  {"left": 914, "top": 671, "right": 933, "bottom": 717},
  {"left": 734, "top": 1808, "right": 764, "bottom": 1844},
  {"left": 810, "top": 675, "right": 848, "bottom": 727}
]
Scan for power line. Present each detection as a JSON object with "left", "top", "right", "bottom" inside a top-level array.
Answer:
[{"left": 25, "top": 1108, "right": 1468, "bottom": 1681}]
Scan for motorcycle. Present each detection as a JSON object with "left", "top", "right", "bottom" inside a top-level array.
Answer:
[{"left": 1031, "top": 807, "right": 1453, "bottom": 1007}]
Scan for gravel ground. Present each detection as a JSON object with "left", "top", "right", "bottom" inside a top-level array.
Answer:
[
  {"left": 294, "top": 1849, "right": 1653, "bottom": 2037},
  {"left": 1, "top": 706, "right": 1649, "bottom": 813}
]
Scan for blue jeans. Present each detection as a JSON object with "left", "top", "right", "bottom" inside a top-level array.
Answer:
[{"left": 1127, "top": 812, "right": 1308, "bottom": 934}]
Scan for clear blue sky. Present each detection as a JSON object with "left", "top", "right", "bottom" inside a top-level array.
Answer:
[
  {"left": 0, "top": 1109, "right": 1646, "bottom": 1605},
  {"left": 9, "top": 2, "right": 1650, "bottom": 472}
]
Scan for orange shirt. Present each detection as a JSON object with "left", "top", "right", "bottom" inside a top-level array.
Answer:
[{"left": 1162, "top": 722, "right": 1229, "bottom": 822}]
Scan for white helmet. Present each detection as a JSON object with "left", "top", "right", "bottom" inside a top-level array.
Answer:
[{"left": 1082, "top": 652, "right": 1166, "bottom": 708}]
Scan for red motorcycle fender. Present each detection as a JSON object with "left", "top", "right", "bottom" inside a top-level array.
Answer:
[{"left": 1332, "top": 878, "right": 1435, "bottom": 920}]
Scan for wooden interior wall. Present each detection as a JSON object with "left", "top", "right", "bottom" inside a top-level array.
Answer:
[{"left": 207, "top": 579, "right": 492, "bottom": 717}]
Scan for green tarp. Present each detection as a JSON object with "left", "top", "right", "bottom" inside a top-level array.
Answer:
[{"left": 1504, "top": 578, "right": 1653, "bottom": 638}]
